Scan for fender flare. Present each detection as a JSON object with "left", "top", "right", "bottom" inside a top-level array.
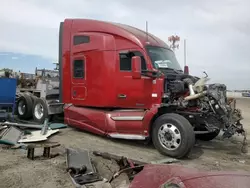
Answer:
[{"left": 142, "top": 104, "right": 161, "bottom": 137}]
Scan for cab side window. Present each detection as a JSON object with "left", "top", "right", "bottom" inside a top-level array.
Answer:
[
  {"left": 73, "top": 35, "right": 90, "bottom": 45},
  {"left": 73, "top": 59, "right": 85, "bottom": 78},
  {"left": 119, "top": 51, "right": 147, "bottom": 71}
]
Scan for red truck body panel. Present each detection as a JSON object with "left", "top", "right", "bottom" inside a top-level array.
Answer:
[
  {"left": 64, "top": 103, "right": 160, "bottom": 138},
  {"left": 60, "top": 19, "right": 168, "bottom": 139},
  {"left": 61, "top": 19, "right": 165, "bottom": 109}
]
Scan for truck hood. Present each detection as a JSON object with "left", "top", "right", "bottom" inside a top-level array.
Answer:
[
  {"left": 130, "top": 164, "right": 250, "bottom": 188},
  {"left": 160, "top": 68, "right": 199, "bottom": 82}
]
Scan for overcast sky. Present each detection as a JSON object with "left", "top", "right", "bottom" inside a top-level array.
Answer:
[{"left": 1, "top": 0, "right": 250, "bottom": 89}]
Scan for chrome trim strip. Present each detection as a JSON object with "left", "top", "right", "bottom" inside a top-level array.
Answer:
[
  {"left": 112, "top": 109, "right": 145, "bottom": 112},
  {"left": 108, "top": 133, "right": 146, "bottom": 140},
  {"left": 111, "top": 116, "right": 143, "bottom": 121}
]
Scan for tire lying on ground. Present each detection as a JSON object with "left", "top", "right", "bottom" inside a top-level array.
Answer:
[
  {"left": 196, "top": 129, "right": 220, "bottom": 141},
  {"left": 16, "top": 93, "right": 33, "bottom": 120},
  {"left": 152, "top": 113, "right": 195, "bottom": 159},
  {"left": 32, "top": 97, "right": 49, "bottom": 124}
]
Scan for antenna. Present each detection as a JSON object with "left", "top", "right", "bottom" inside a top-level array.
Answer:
[
  {"left": 184, "top": 39, "right": 186, "bottom": 66},
  {"left": 146, "top": 21, "right": 149, "bottom": 43}
]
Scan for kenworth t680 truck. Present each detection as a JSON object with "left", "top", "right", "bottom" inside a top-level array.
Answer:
[{"left": 59, "top": 19, "right": 245, "bottom": 158}]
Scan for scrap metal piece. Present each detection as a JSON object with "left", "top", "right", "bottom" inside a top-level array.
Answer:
[
  {"left": 66, "top": 148, "right": 96, "bottom": 175},
  {"left": 1, "top": 121, "right": 68, "bottom": 130},
  {"left": 0, "top": 126, "right": 23, "bottom": 145},
  {"left": 150, "top": 158, "right": 179, "bottom": 164},
  {"left": 0, "top": 125, "right": 7, "bottom": 131},
  {"left": 40, "top": 118, "right": 49, "bottom": 135},
  {"left": 93, "top": 151, "right": 146, "bottom": 166},
  {"left": 241, "top": 131, "right": 248, "bottom": 154},
  {"left": 74, "top": 173, "right": 103, "bottom": 185},
  {"left": 66, "top": 148, "right": 104, "bottom": 186},
  {"left": 18, "top": 129, "right": 59, "bottom": 143},
  {"left": 2, "top": 121, "right": 42, "bottom": 129}
]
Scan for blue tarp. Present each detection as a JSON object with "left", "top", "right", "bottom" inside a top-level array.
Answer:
[
  {"left": 0, "top": 78, "right": 17, "bottom": 105},
  {"left": 0, "top": 78, "right": 17, "bottom": 117}
]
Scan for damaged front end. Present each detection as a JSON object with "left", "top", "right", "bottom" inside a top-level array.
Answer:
[
  {"left": 166, "top": 72, "right": 247, "bottom": 151},
  {"left": 205, "top": 83, "right": 245, "bottom": 139}
]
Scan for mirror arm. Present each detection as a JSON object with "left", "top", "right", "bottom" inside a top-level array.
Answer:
[{"left": 141, "top": 70, "right": 162, "bottom": 78}]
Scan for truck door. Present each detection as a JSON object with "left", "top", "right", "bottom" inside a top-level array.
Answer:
[{"left": 116, "top": 50, "right": 152, "bottom": 109}]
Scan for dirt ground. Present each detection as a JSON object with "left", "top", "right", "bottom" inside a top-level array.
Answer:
[{"left": 1, "top": 98, "right": 250, "bottom": 188}]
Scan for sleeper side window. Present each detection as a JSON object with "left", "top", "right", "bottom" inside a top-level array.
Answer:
[
  {"left": 119, "top": 51, "right": 147, "bottom": 71},
  {"left": 73, "top": 36, "right": 90, "bottom": 45},
  {"left": 73, "top": 59, "right": 85, "bottom": 78}
]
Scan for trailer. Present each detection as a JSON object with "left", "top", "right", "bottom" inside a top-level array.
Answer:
[{"left": 15, "top": 67, "right": 64, "bottom": 123}]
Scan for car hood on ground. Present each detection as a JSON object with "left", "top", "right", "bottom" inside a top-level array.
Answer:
[{"left": 130, "top": 164, "right": 250, "bottom": 188}]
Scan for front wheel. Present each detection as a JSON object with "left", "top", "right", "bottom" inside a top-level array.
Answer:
[{"left": 152, "top": 113, "right": 195, "bottom": 159}]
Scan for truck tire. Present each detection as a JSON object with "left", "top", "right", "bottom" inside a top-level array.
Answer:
[
  {"left": 32, "top": 98, "right": 49, "bottom": 124},
  {"left": 196, "top": 130, "right": 220, "bottom": 141},
  {"left": 16, "top": 94, "right": 33, "bottom": 120},
  {"left": 152, "top": 113, "right": 195, "bottom": 159}
]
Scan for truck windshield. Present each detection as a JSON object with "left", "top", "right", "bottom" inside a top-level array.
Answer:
[{"left": 146, "top": 46, "right": 182, "bottom": 71}]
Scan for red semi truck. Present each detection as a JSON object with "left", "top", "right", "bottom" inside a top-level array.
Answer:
[{"left": 59, "top": 19, "right": 245, "bottom": 158}]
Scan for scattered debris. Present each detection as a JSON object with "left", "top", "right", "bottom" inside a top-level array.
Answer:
[
  {"left": 2, "top": 121, "right": 42, "bottom": 129},
  {"left": 18, "top": 129, "right": 59, "bottom": 143},
  {"left": 0, "top": 126, "right": 23, "bottom": 145},
  {"left": 239, "top": 160, "right": 246, "bottom": 164},
  {"left": 1, "top": 121, "right": 67, "bottom": 130},
  {"left": 49, "top": 123, "right": 67, "bottom": 130},
  {"left": 0, "top": 125, "right": 7, "bottom": 131},
  {"left": 241, "top": 131, "right": 248, "bottom": 153},
  {"left": 0, "top": 118, "right": 60, "bottom": 156},
  {"left": 6, "top": 118, "right": 60, "bottom": 143},
  {"left": 66, "top": 148, "right": 105, "bottom": 186},
  {"left": 93, "top": 151, "right": 147, "bottom": 166},
  {"left": 150, "top": 158, "right": 179, "bottom": 164},
  {"left": 66, "top": 149, "right": 146, "bottom": 187}
]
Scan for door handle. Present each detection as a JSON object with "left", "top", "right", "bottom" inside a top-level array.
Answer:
[
  {"left": 73, "top": 90, "right": 76, "bottom": 97},
  {"left": 118, "top": 94, "right": 126, "bottom": 98}
]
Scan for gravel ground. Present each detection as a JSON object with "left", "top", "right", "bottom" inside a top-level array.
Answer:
[{"left": 1, "top": 98, "right": 250, "bottom": 188}]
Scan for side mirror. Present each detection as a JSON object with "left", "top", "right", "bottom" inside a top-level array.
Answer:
[
  {"left": 184, "top": 65, "right": 189, "bottom": 74},
  {"left": 132, "top": 56, "right": 141, "bottom": 79}
]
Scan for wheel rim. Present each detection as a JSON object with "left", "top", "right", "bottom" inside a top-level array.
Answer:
[
  {"left": 18, "top": 100, "right": 26, "bottom": 115},
  {"left": 158, "top": 123, "right": 181, "bottom": 150},
  {"left": 34, "top": 103, "right": 44, "bottom": 120}
]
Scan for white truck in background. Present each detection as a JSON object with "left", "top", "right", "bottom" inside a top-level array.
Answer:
[{"left": 15, "top": 66, "right": 64, "bottom": 123}]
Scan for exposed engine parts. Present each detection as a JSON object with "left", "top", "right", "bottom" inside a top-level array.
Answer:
[{"left": 163, "top": 72, "right": 246, "bottom": 140}]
